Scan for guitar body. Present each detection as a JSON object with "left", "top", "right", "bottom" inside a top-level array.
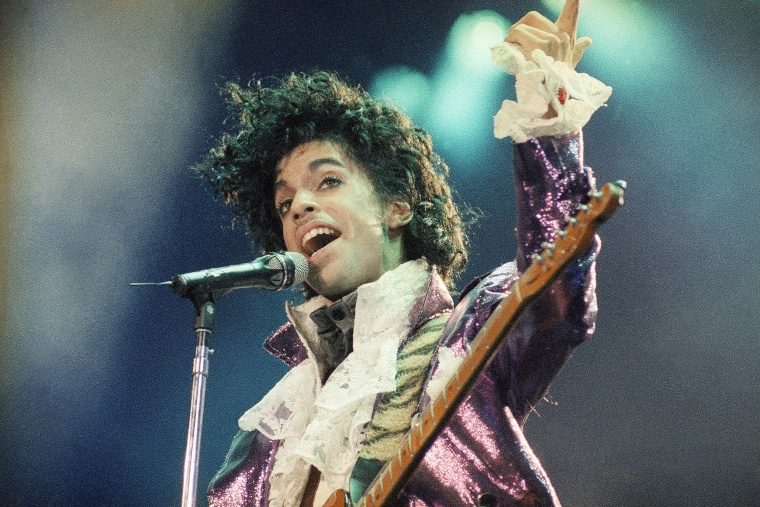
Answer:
[{"left": 321, "top": 490, "right": 351, "bottom": 507}]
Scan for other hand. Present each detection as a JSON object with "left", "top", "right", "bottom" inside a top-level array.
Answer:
[{"left": 504, "top": 0, "right": 591, "bottom": 69}]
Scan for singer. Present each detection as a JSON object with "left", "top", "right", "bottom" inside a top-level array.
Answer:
[{"left": 196, "top": 1, "right": 612, "bottom": 505}]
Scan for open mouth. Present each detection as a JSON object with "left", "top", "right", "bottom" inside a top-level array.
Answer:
[{"left": 302, "top": 226, "right": 341, "bottom": 257}]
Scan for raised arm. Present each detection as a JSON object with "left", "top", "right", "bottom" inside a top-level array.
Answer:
[
  {"left": 429, "top": 0, "right": 609, "bottom": 424},
  {"left": 501, "top": 0, "right": 605, "bottom": 422}
]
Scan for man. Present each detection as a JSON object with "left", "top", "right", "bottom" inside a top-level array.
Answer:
[{"left": 197, "top": 1, "right": 612, "bottom": 505}]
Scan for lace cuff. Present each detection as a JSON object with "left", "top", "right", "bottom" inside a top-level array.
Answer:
[{"left": 490, "top": 43, "right": 612, "bottom": 143}]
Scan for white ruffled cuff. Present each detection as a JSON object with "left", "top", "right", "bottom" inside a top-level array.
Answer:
[{"left": 490, "top": 42, "right": 612, "bottom": 143}]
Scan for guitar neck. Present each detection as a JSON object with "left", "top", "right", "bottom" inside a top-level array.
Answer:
[{"left": 324, "top": 181, "right": 625, "bottom": 507}]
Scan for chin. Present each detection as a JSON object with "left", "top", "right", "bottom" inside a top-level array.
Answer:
[
  {"left": 307, "top": 262, "right": 351, "bottom": 299},
  {"left": 306, "top": 275, "right": 346, "bottom": 301},
  {"left": 314, "top": 277, "right": 362, "bottom": 301},
  {"left": 314, "top": 284, "right": 351, "bottom": 301}
]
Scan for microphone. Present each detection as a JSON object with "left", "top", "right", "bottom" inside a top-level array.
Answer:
[{"left": 169, "top": 251, "right": 309, "bottom": 297}]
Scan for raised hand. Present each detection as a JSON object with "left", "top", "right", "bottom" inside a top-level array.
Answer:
[{"left": 504, "top": 0, "right": 591, "bottom": 68}]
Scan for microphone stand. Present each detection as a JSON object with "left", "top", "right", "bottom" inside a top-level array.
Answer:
[
  {"left": 180, "top": 289, "right": 226, "bottom": 507},
  {"left": 131, "top": 253, "right": 307, "bottom": 506}
]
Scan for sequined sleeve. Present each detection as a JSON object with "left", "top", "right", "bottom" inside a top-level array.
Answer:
[
  {"left": 424, "top": 132, "right": 600, "bottom": 425},
  {"left": 502, "top": 131, "right": 599, "bottom": 424},
  {"left": 397, "top": 133, "right": 600, "bottom": 506}
]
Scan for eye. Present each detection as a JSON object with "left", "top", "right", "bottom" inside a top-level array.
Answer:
[
  {"left": 276, "top": 199, "right": 292, "bottom": 217},
  {"left": 318, "top": 175, "right": 343, "bottom": 190}
]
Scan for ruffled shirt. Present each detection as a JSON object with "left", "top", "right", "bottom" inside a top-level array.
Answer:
[{"left": 237, "top": 259, "right": 432, "bottom": 507}]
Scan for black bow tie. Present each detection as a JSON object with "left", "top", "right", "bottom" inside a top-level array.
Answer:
[{"left": 309, "top": 291, "right": 358, "bottom": 371}]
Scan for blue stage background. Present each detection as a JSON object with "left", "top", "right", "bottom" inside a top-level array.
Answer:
[{"left": 2, "top": 1, "right": 758, "bottom": 505}]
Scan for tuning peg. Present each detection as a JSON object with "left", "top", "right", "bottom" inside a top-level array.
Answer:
[
  {"left": 613, "top": 180, "right": 627, "bottom": 189},
  {"left": 587, "top": 189, "right": 603, "bottom": 199},
  {"left": 556, "top": 229, "right": 568, "bottom": 238},
  {"left": 577, "top": 204, "right": 589, "bottom": 213},
  {"left": 531, "top": 252, "right": 543, "bottom": 263},
  {"left": 541, "top": 242, "right": 556, "bottom": 257},
  {"left": 564, "top": 216, "right": 578, "bottom": 225}
]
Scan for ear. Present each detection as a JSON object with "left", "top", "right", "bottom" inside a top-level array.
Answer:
[{"left": 385, "top": 200, "right": 413, "bottom": 230}]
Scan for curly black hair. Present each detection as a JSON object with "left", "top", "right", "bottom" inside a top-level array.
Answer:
[{"left": 195, "top": 70, "right": 469, "bottom": 287}]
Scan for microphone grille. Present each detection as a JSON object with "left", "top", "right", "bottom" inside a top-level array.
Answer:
[
  {"left": 265, "top": 254, "right": 284, "bottom": 270},
  {"left": 267, "top": 251, "right": 309, "bottom": 289},
  {"left": 290, "top": 252, "right": 309, "bottom": 284}
]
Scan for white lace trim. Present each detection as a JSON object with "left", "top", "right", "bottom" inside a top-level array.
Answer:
[
  {"left": 425, "top": 347, "right": 464, "bottom": 401},
  {"left": 424, "top": 346, "right": 465, "bottom": 402},
  {"left": 237, "top": 258, "right": 432, "bottom": 507},
  {"left": 490, "top": 43, "right": 612, "bottom": 143}
]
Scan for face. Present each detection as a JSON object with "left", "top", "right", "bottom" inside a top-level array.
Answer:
[{"left": 274, "top": 140, "right": 409, "bottom": 300}]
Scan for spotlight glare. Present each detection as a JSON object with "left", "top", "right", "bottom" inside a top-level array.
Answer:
[
  {"left": 369, "top": 66, "right": 431, "bottom": 119},
  {"left": 471, "top": 20, "right": 506, "bottom": 49},
  {"left": 447, "top": 11, "right": 510, "bottom": 72}
]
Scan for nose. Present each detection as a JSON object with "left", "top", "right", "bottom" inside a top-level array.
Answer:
[{"left": 291, "top": 190, "right": 319, "bottom": 221}]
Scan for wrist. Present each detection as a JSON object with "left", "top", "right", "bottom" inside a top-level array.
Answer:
[{"left": 490, "top": 43, "right": 612, "bottom": 142}]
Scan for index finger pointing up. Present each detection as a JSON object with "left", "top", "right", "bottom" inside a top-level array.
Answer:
[{"left": 555, "top": 0, "right": 581, "bottom": 39}]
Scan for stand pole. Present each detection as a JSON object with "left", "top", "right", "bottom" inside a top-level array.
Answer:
[{"left": 180, "top": 295, "right": 216, "bottom": 507}]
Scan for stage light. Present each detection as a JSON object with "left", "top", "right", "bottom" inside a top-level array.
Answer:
[
  {"left": 369, "top": 66, "right": 431, "bottom": 119},
  {"left": 539, "top": 0, "right": 672, "bottom": 89},
  {"left": 370, "top": 11, "right": 511, "bottom": 164},
  {"left": 428, "top": 11, "right": 511, "bottom": 162},
  {"left": 446, "top": 10, "right": 510, "bottom": 73}
]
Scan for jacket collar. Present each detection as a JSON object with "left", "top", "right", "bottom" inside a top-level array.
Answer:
[{"left": 263, "top": 262, "right": 454, "bottom": 368}]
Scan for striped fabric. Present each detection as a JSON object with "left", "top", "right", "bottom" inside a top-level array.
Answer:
[{"left": 358, "top": 313, "right": 451, "bottom": 461}]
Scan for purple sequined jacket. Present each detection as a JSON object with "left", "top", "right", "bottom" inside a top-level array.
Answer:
[{"left": 208, "top": 133, "right": 599, "bottom": 507}]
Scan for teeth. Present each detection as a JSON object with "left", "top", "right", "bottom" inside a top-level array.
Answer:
[{"left": 301, "top": 227, "right": 339, "bottom": 250}]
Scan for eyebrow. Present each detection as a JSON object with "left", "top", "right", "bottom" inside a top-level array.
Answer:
[{"left": 273, "top": 157, "right": 348, "bottom": 193}]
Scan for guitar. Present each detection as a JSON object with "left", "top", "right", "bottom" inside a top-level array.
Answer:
[{"left": 322, "top": 181, "right": 626, "bottom": 507}]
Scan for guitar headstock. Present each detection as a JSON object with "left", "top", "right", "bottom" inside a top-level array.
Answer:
[
  {"left": 583, "top": 179, "right": 626, "bottom": 225},
  {"left": 525, "top": 180, "right": 625, "bottom": 284}
]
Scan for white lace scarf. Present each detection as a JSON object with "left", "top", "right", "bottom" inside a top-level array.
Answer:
[{"left": 237, "top": 259, "right": 432, "bottom": 507}]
